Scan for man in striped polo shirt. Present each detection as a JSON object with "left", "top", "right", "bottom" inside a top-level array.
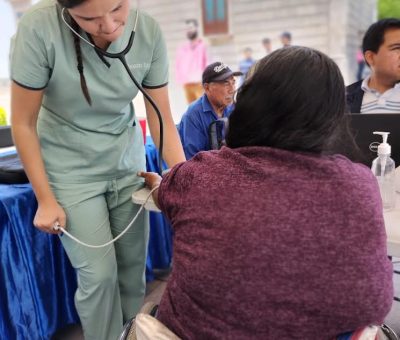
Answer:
[{"left": 346, "top": 18, "right": 400, "bottom": 113}]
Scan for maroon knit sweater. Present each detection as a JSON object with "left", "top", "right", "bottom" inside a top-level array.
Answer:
[{"left": 157, "top": 146, "right": 393, "bottom": 340}]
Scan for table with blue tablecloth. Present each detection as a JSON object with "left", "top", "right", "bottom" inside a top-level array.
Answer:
[
  {"left": 0, "top": 183, "right": 79, "bottom": 340},
  {"left": 0, "top": 139, "right": 173, "bottom": 339},
  {"left": 145, "top": 138, "right": 173, "bottom": 274}
]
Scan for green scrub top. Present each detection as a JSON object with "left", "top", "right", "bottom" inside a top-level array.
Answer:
[{"left": 10, "top": 0, "right": 169, "bottom": 184}]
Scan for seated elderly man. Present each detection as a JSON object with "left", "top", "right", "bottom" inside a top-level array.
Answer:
[{"left": 178, "top": 62, "right": 242, "bottom": 159}]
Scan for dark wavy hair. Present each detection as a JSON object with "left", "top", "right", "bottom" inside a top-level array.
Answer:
[
  {"left": 362, "top": 18, "right": 400, "bottom": 54},
  {"left": 226, "top": 46, "right": 357, "bottom": 156},
  {"left": 57, "top": 0, "right": 92, "bottom": 105}
]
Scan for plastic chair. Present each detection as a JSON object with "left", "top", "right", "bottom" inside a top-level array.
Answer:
[
  {"left": 119, "top": 303, "right": 398, "bottom": 340},
  {"left": 208, "top": 117, "right": 228, "bottom": 150},
  {"left": 380, "top": 324, "right": 399, "bottom": 340},
  {"left": 119, "top": 302, "right": 170, "bottom": 340}
]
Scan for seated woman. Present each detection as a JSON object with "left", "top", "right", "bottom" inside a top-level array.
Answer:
[{"left": 139, "top": 46, "right": 393, "bottom": 339}]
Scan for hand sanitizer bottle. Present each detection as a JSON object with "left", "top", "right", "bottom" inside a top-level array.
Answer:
[{"left": 371, "top": 131, "right": 396, "bottom": 211}]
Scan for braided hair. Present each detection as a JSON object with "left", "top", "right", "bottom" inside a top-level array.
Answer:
[
  {"left": 70, "top": 19, "right": 92, "bottom": 105},
  {"left": 58, "top": 0, "right": 92, "bottom": 105}
]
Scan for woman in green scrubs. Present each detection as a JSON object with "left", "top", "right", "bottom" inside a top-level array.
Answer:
[{"left": 10, "top": 0, "right": 185, "bottom": 338}]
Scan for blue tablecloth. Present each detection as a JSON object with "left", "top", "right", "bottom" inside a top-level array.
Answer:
[
  {"left": 0, "top": 139, "right": 173, "bottom": 339},
  {"left": 145, "top": 138, "right": 173, "bottom": 272},
  {"left": 0, "top": 183, "right": 79, "bottom": 340}
]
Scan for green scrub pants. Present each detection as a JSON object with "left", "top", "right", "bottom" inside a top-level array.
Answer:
[{"left": 51, "top": 173, "right": 148, "bottom": 340}]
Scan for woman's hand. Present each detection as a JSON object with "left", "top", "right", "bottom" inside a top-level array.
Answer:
[
  {"left": 138, "top": 172, "right": 162, "bottom": 209},
  {"left": 138, "top": 171, "right": 162, "bottom": 190},
  {"left": 34, "top": 199, "right": 66, "bottom": 235}
]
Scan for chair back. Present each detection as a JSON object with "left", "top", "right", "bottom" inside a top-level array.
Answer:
[
  {"left": 208, "top": 118, "right": 228, "bottom": 150},
  {"left": 0, "top": 126, "right": 13, "bottom": 148}
]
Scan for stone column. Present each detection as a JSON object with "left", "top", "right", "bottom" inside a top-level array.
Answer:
[
  {"left": 328, "top": 0, "right": 377, "bottom": 84},
  {"left": 327, "top": 0, "right": 349, "bottom": 83}
]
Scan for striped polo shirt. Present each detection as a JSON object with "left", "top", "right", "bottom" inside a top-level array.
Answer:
[{"left": 361, "top": 76, "right": 400, "bottom": 113}]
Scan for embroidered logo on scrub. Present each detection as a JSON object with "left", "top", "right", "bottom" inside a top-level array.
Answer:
[{"left": 129, "top": 63, "right": 151, "bottom": 69}]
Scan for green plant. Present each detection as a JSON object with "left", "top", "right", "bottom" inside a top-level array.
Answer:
[
  {"left": 378, "top": 0, "right": 400, "bottom": 19},
  {"left": 0, "top": 107, "right": 7, "bottom": 126}
]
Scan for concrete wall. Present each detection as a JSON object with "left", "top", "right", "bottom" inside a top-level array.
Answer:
[
  {"left": 345, "top": 0, "right": 377, "bottom": 82},
  {"left": 131, "top": 0, "right": 199, "bottom": 120},
  {"left": 132, "top": 0, "right": 377, "bottom": 122},
  {"left": 0, "top": 0, "right": 378, "bottom": 123}
]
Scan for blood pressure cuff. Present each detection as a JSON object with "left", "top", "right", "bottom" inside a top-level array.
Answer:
[{"left": 0, "top": 153, "right": 29, "bottom": 184}]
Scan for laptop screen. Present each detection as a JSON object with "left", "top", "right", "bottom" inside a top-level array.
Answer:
[{"left": 348, "top": 113, "right": 400, "bottom": 167}]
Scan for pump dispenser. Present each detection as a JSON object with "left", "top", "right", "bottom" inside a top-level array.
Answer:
[{"left": 371, "top": 131, "right": 396, "bottom": 210}]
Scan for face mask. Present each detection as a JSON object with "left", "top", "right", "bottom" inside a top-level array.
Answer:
[{"left": 187, "top": 31, "right": 198, "bottom": 40}]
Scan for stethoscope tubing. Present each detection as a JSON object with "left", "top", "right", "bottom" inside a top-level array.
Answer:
[
  {"left": 53, "top": 186, "right": 159, "bottom": 248},
  {"left": 61, "top": 7, "right": 164, "bottom": 174}
]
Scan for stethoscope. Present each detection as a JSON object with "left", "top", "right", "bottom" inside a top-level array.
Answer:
[{"left": 61, "top": 7, "right": 164, "bottom": 174}]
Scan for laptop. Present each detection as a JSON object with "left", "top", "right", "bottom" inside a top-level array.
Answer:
[
  {"left": 0, "top": 125, "right": 28, "bottom": 184},
  {"left": 348, "top": 113, "right": 400, "bottom": 167}
]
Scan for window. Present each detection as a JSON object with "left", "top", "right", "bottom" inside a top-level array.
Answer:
[{"left": 201, "top": 0, "right": 229, "bottom": 36}]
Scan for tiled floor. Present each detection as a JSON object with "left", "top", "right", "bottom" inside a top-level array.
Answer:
[{"left": 52, "top": 260, "right": 400, "bottom": 339}]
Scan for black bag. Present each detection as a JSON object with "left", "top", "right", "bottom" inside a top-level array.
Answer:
[
  {"left": 0, "top": 126, "right": 13, "bottom": 148},
  {"left": 0, "top": 153, "right": 29, "bottom": 184},
  {"left": 0, "top": 126, "right": 28, "bottom": 184}
]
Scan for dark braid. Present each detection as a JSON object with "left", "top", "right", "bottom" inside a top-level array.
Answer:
[{"left": 70, "top": 18, "right": 92, "bottom": 105}]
